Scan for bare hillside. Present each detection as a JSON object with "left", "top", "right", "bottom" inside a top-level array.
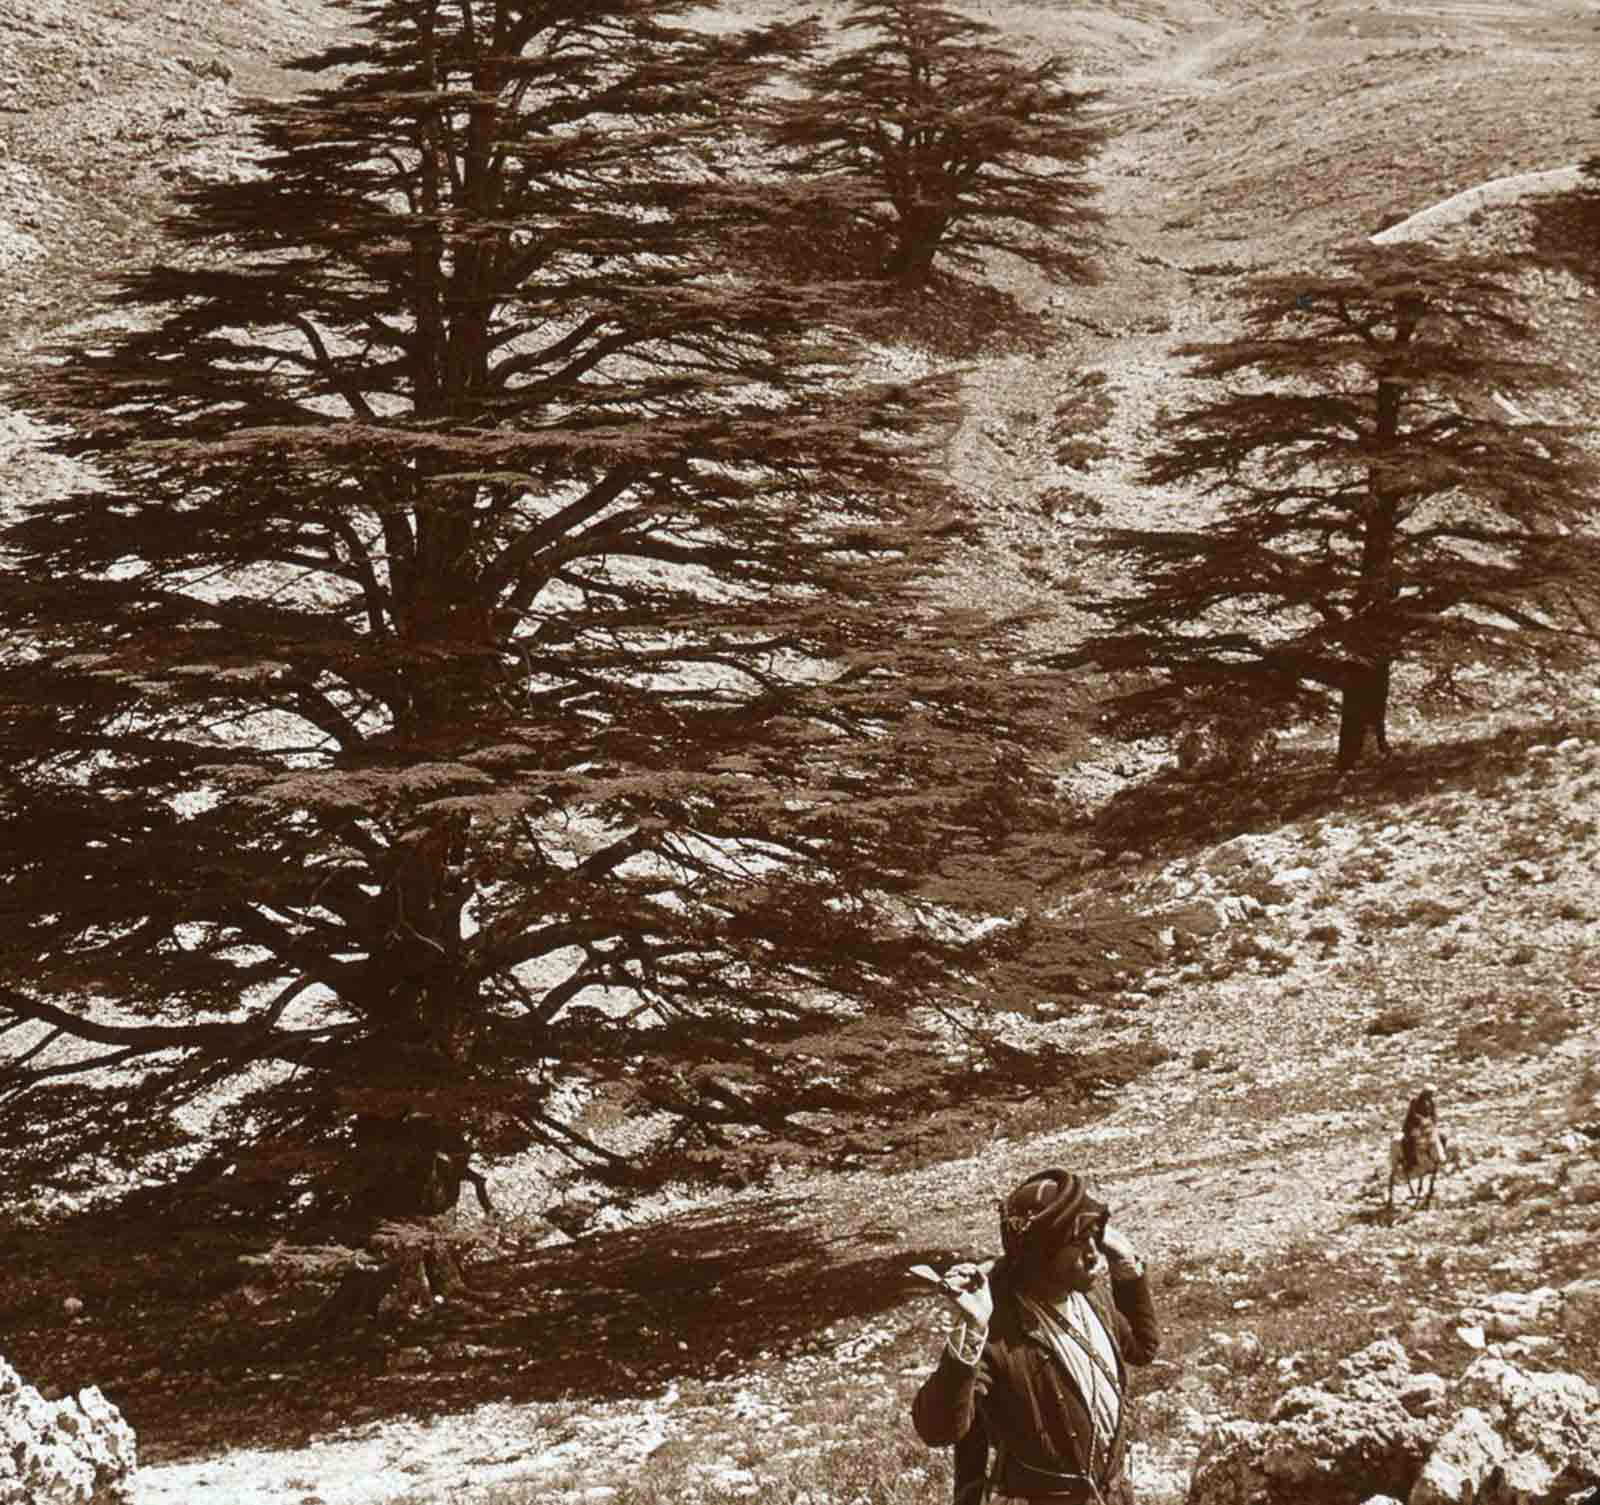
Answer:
[{"left": 0, "top": 0, "right": 338, "bottom": 333}]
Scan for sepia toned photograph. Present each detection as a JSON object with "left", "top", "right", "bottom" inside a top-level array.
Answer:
[{"left": 1, "top": 2, "right": 1597, "bottom": 1503}]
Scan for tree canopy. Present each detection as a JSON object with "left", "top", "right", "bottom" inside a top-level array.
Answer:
[
  {"left": 1059, "top": 241, "right": 1600, "bottom": 769},
  {"left": 767, "top": 0, "right": 1107, "bottom": 289},
  {"left": 0, "top": 0, "right": 1082, "bottom": 1229}
]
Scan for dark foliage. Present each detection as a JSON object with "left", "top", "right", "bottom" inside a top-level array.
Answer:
[
  {"left": 767, "top": 0, "right": 1107, "bottom": 289},
  {"left": 1057, "top": 241, "right": 1600, "bottom": 770},
  {"left": 0, "top": 0, "right": 1085, "bottom": 1234},
  {"left": 1523, "top": 104, "right": 1600, "bottom": 292}
]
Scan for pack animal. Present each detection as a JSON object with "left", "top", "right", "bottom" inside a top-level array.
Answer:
[{"left": 1388, "top": 1125, "right": 1452, "bottom": 1208}]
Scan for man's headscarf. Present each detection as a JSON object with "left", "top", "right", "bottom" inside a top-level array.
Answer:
[{"left": 998, "top": 1168, "right": 1108, "bottom": 1269}]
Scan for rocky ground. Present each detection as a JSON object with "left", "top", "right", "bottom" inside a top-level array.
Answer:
[
  {"left": 0, "top": 0, "right": 342, "bottom": 534},
  {"left": 1, "top": 0, "right": 1598, "bottom": 1503},
  {"left": 0, "top": 0, "right": 336, "bottom": 325}
]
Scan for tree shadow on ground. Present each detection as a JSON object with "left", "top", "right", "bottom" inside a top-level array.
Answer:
[
  {"left": 747, "top": 212, "right": 1056, "bottom": 361},
  {"left": 0, "top": 1195, "right": 969, "bottom": 1465},
  {"left": 442, "top": 1195, "right": 964, "bottom": 1401},
  {"left": 1090, "top": 712, "right": 1600, "bottom": 863}
]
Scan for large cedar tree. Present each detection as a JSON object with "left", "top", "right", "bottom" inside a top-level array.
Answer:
[
  {"left": 768, "top": 0, "right": 1106, "bottom": 289},
  {"left": 0, "top": 0, "right": 1079, "bottom": 1230},
  {"left": 1062, "top": 242, "right": 1600, "bottom": 770}
]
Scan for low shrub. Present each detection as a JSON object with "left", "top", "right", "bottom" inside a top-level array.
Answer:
[
  {"left": 1454, "top": 999, "right": 1578, "bottom": 1061},
  {"left": 1366, "top": 1004, "right": 1424, "bottom": 1038}
]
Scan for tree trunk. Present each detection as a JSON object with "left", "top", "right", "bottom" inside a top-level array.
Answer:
[
  {"left": 885, "top": 233, "right": 938, "bottom": 288},
  {"left": 1338, "top": 297, "right": 1417, "bottom": 773},
  {"left": 885, "top": 199, "right": 950, "bottom": 288},
  {"left": 322, "top": 1240, "right": 470, "bottom": 1327},
  {"left": 317, "top": 1108, "right": 490, "bottom": 1331},
  {"left": 1336, "top": 661, "right": 1392, "bottom": 771}
]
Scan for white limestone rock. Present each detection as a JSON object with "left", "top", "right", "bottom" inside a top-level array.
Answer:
[
  {"left": 1397, "top": 1374, "right": 1449, "bottom": 1418},
  {"left": 1560, "top": 1278, "right": 1600, "bottom": 1334},
  {"left": 1459, "top": 1289, "right": 1561, "bottom": 1341},
  {"left": 0, "top": 1353, "right": 136, "bottom": 1504},
  {"left": 1409, "top": 1356, "right": 1600, "bottom": 1505},
  {"left": 1453, "top": 1356, "right": 1600, "bottom": 1478},
  {"left": 1185, "top": 1330, "right": 1600, "bottom": 1505},
  {"left": 1189, "top": 1385, "right": 1436, "bottom": 1505},
  {"left": 1410, "top": 1408, "right": 1514, "bottom": 1505},
  {"left": 1339, "top": 1339, "right": 1411, "bottom": 1389}
]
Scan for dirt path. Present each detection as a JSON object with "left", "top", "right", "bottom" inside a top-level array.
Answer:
[{"left": 938, "top": 3, "right": 1269, "bottom": 639}]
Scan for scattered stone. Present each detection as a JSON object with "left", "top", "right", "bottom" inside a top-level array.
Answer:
[
  {"left": 543, "top": 1196, "right": 602, "bottom": 1239},
  {"left": 1563, "top": 1163, "right": 1600, "bottom": 1207},
  {"left": 175, "top": 55, "right": 234, "bottom": 85},
  {"left": 1490, "top": 1336, "right": 1556, "bottom": 1363},
  {"left": 1219, "top": 894, "right": 1263, "bottom": 924},
  {"left": 1398, "top": 1374, "right": 1449, "bottom": 1418},
  {"left": 1456, "top": 1289, "right": 1561, "bottom": 1341},
  {"left": 382, "top": 1346, "right": 431, "bottom": 1373},
  {"left": 1176, "top": 723, "right": 1277, "bottom": 782},
  {"left": 1207, "top": 838, "right": 1253, "bottom": 870},
  {"left": 1202, "top": 1330, "right": 1262, "bottom": 1368},
  {"left": 1339, "top": 1338, "right": 1409, "bottom": 1384},
  {"left": 1167, "top": 901, "right": 1224, "bottom": 939}
]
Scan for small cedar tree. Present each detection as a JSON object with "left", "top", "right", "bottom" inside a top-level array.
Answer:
[
  {"left": 767, "top": 0, "right": 1107, "bottom": 289},
  {"left": 1059, "top": 241, "right": 1600, "bottom": 770},
  {"left": 0, "top": 0, "right": 1086, "bottom": 1243}
]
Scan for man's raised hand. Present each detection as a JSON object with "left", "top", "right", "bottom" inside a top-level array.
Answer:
[
  {"left": 908, "top": 1260, "right": 995, "bottom": 1328},
  {"left": 1099, "top": 1224, "right": 1143, "bottom": 1274}
]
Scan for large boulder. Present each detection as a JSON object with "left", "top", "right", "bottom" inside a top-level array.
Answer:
[
  {"left": 1411, "top": 1407, "right": 1517, "bottom": 1505},
  {"left": 1409, "top": 1356, "right": 1600, "bottom": 1504},
  {"left": 0, "top": 1353, "right": 136, "bottom": 1504},
  {"left": 1187, "top": 1384, "right": 1437, "bottom": 1505},
  {"left": 1186, "top": 1335, "right": 1600, "bottom": 1505}
]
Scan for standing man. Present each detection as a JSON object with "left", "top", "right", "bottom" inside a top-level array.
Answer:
[{"left": 912, "top": 1168, "right": 1160, "bottom": 1505}]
